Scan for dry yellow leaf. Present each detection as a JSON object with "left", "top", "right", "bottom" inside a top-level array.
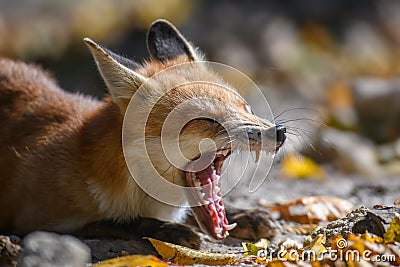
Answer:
[
  {"left": 260, "top": 196, "right": 354, "bottom": 223},
  {"left": 384, "top": 215, "right": 400, "bottom": 244},
  {"left": 282, "top": 154, "right": 325, "bottom": 179},
  {"left": 285, "top": 224, "right": 318, "bottom": 235},
  {"left": 92, "top": 255, "right": 168, "bottom": 267},
  {"left": 308, "top": 234, "right": 327, "bottom": 258},
  {"left": 147, "top": 238, "right": 235, "bottom": 265},
  {"left": 361, "top": 232, "right": 383, "bottom": 244}
]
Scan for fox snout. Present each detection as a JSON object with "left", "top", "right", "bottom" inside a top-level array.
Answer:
[{"left": 246, "top": 124, "right": 287, "bottom": 152}]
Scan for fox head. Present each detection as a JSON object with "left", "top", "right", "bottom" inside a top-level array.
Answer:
[{"left": 84, "top": 19, "right": 286, "bottom": 240}]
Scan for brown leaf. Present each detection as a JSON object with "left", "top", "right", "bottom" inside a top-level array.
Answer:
[
  {"left": 285, "top": 224, "right": 318, "bottom": 235},
  {"left": 92, "top": 255, "right": 168, "bottom": 267},
  {"left": 259, "top": 196, "right": 354, "bottom": 223},
  {"left": 147, "top": 238, "right": 235, "bottom": 265}
]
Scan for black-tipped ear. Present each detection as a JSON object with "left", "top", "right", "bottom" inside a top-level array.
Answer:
[
  {"left": 102, "top": 47, "right": 141, "bottom": 71},
  {"left": 147, "top": 19, "right": 198, "bottom": 62},
  {"left": 84, "top": 38, "right": 147, "bottom": 110}
]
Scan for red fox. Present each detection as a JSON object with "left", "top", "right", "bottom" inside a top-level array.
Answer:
[{"left": 0, "top": 19, "right": 286, "bottom": 246}]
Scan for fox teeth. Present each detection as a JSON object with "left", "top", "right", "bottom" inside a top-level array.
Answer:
[
  {"left": 224, "top": 223, "right": 237, "bottom": 231},
  {"left": 216, "top": 174, "right": 220, "bottom": 180},
  {"left": 215, "top": 227, "right": 222, "bottom": 234},
  {"left": 255, "top": 150, "right": 260, "bottom": 163},
  {"left": 215, "top": 185, "right": 220, "bottom": 192},
  {"left": 194, "top": 181, "right": 201, "bottom": 187},
  {"left": 201, "top": 192, "right": 205, "bottom": 198},
  {"left": 221, "top": 150, "right": 229, "bottom": 156}
]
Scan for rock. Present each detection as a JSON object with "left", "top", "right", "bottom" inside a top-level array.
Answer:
[
  {"left": 352, "top": 77, "right": 400, "bottom": 143},
  {"left": 377, "top": 138, "right": 400, "bottom": 161},
  {"left": 377, "top": 138, "right": 400, "bottom": 175},
  {"left": 313, "top": 207, "right": 386, "bottom": 243},
  {"left": 82, "top": 239, "right": 156, "bottom": 262},
  {"left": 0, "top": 235, "right": 23, "bottom": 266},
  {"left": 310, "top": 128, "right": 381, "bottom": 176},
  {"left": 18, "top": 231, "right": 90, "bottom": 267}
]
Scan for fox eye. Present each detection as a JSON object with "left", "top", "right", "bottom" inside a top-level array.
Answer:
[{"left": 245, "top": 104, "right": 254, "bottom": 114}]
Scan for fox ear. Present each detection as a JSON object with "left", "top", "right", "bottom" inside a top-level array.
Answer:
[
  {"left": 147, "top": 19, "right": 199, "bottom": 62},
  {"left": 84, "top": 38, "right": 146, "bottom": 109}
]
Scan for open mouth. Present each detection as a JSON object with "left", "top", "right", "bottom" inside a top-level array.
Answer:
[{"left": 185, "top": 149, "right": 237, "bottom": 239}]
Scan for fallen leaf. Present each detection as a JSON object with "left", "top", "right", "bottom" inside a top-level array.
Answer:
[
  {"left": 255, "top": 238, "right": 270, "bottom": 250},
  {"left": 276, "top": 241, "right": 303, "bottom": 263},
  {"left": 282, "top": 153, "right": 325, "bottom": 180},
  {"left": 147, "top": 238, "right": 234, "bottom": 265},
  {"left": 242, "top": 242, "right": 259, "bottom": 256},
  {"left": 384, "top": 215, "right": 400, "bottom": 244},
  {"left": 241, "top": 238, "right": 270, "bottom": 257},
  {"left": 92, "top": 255, "right": 168, "bottom": 267},
  {"left": 361, "top": 232, "right": 383, "bottom": 244},
  {"left": 259, "top": 196, "right": 354, "bottom": 224},
  {"left": 285, "top": 224, "right": 318, "bottom": 235},
  {"left": 308, "top": 234, "right": 327, "bottom": 258}
]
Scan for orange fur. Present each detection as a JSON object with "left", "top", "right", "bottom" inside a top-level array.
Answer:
[{"left": 0, "top": 20, "right": 281, "bottom": 237}]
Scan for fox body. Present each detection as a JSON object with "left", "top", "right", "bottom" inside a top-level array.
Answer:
[{"left": 0, "top": 20, "right": 286, "bottom": 239}]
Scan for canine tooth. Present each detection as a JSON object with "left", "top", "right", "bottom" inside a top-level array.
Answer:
[
  {"left": 224, "top": 222, "right": 237, "bottom": 231},
  {"left": 211, "top": 164, "right": 215, "bottom": 170},
  {"left": 216, "top": 174, "right": 220, "bottom": 180},
  {"left": 201, "top": 192, "right": 205, "bottom": 198},
  {"left": 215, "top": 227, "right": 222, "bottom": 234},
  {"left": 203, "top": 200, "right": 209, "bottom": 205},
  {"left": 255, "top": 150, "right": 260, "bottom": 163},
  {"left": 194, "top": 181, "right": 201, "bottom": 187}
]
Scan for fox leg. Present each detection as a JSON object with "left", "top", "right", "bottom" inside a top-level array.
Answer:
[
  {"left": 184, "top": 207, "right": 282, "bottom": 241},
  {"left": 224, "top": 207, "right": 282, "bottom": 241},
  {"left": 74, "top": 218, "right": 200, "bottom": 249}
]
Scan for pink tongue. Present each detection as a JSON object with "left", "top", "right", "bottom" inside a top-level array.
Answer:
[{"left": 195, "top": 166, "right": 228, "bottom": 235}]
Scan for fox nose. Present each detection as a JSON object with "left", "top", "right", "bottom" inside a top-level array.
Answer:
[
  {"left": 246, "top": 125, "right": 286, "bottom": 149},
  {"left": 276, "top": 125, "right": 286, "bottom": 148}
]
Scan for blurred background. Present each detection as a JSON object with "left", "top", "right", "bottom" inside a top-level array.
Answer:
[{"left": 2, "top": 0, "right": 400, "bottom": 184}]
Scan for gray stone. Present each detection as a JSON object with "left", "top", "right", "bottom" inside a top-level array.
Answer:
[
  {"left": 313, "top": 207, "right": 386, "bottom": 244},
  {"left": 18, "top": 231, "right": 90, "bottom": 267},
  {"left": 352, "top": 77, "right": 400, "bottom": 143},
  {"left": 312, "top": 128, "right": 381, "bottom": 176}
]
